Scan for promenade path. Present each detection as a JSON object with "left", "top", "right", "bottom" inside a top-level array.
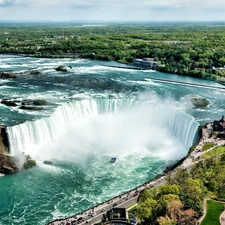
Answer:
[
  {"left": 47, "top": 175, "right": 166, "bottom": 225},
  {"left": 220, "top": 210, "right": 225, "bottom": 225},
  {"left": 197, "top": 198, "right": 208, "bottom": 224},
  {"left": 197, "top": 199, "right": 225, "bottom": 225},
  {"left": 47, "top": 125, "right": 225, "bottom": 225}
]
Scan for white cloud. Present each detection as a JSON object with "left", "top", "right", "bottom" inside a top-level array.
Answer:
[{"left": 0, "top": 0, "right": 225, "bottom": 21}]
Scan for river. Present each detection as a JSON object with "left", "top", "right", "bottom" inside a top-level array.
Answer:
[{"left": 0, "top": 56, "right": 224, "bottom": 225}]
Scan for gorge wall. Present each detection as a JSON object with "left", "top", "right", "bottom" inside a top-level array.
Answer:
[{"left": 0, "top": 125, "right": 18, "bottom": 174}]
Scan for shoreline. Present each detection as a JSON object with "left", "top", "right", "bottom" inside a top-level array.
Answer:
[
  {"left": 0, "top": 53, "right": 224, "bottom": 84},
  {"left": 46, "top": 126, "right": 211, "bottom": 225},
  {"left": 47, "top": 123, "right": 225, "bottom": 225}
]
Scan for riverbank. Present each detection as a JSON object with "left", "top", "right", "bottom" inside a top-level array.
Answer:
[
  {"left": 1, "top": 52, "right": 225, "bottom": 86},
  {"left": 45, "top": 122, "right": 225, "bottom": 225},
  {"left": 46, "top": 123, "right": 224, "bottom": 225}
]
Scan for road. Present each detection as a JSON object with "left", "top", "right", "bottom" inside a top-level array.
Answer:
[
  {"left": 47, "top": 176, "right": 166, "bottom": 225},
  {"left": 47, "top": 126, "right": 225, "bottom": 225}
]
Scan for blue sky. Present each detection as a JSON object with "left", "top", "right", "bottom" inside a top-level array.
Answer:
[{"left": 0, "top": 0, "right": 224, "bottom": 22}]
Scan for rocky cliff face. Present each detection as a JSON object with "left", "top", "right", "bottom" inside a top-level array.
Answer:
[
  {"left": 0, "top": 153, "right": 19, "bottom": 174},
  {"left": 0, "top": 126, "right": 24, "bottom": 175},
  {"left": 0, "top": 125, "right": 18, "bottom": 174}
]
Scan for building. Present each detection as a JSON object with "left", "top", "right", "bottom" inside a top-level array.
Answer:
[
  {"left": 133, "top": 58, "right": 158, "bottom": 69},
  {"left": 103, "top": 221, "right": 130, "bottom": 225},
  {"left": 103, "top": 208, "right": 129, "bottom": 224},
  {"left": 212, "top": 116, "right": 225, "bottom": 132}
]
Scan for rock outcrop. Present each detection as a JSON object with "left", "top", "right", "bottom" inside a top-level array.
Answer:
[
  {"left": 0, "top": 71, "right": 16, "bottom": 79},
  {"left": 191, "top": 96, "right": 209, "bottom": 109},
  {"left": 54, "top": 65, "right": 67, "bottom": 72},
  {"left": 0, "top": 125, "right": 36, "bottom": 175},
  {"left": 1, "top": 98, "right": 52, "bottom": 111}
]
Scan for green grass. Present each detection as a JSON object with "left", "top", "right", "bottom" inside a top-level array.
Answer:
[
  {"left": 202, "top": 146, "right": 225, "bottom": 159},
  {"left": 202, "top": 142, "right": 215, "bottom": 151},
  {"left": 201, "top": 200, "right": 224, "bottom": 225}
]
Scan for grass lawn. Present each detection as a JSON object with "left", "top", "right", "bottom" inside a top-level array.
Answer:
[
  {"left": 202, "top": 145, "right": 225, "bottom": 159},
  {"left": 202, "top": 142, "right": 215, "bottom": 151},
  {"left": 201, "top": 200, "right": 224, "bottom": 225}
]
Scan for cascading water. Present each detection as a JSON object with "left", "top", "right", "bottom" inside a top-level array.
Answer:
[
  {"left": 7, "top": 97, "right": 199, "bottom": 166},
  {"left": 2, "top": 56, "right": 221, "bottom": 225}
]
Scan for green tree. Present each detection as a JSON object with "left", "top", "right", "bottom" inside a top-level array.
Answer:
[
  {"left": 157, "top": 215, "right": 176, "bottom": 225},
  {"left": 136, "top": 198, "right": 157, "bottom": 223}
]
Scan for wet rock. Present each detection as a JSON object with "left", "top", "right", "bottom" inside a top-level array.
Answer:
[
  {"left": 43, "top": 160, "right": 53, "bottom": 165},
  {"left": 32, "top": 99, "right": 48, "bottom": 106},
  {"left": 191, "top": 96, "right": 209, "bottom": 109},
  {"left": 0, "top": 71, "right": 16, "bottom": 79},
  {"left": 54, "top": 65, "right": 67, "bottom": 72},
  {"left": 30, "top": 70, "right": 41, "bottom": 75},
  {"left": 20, "top": 105, "right": 44, "bottom": 110},
  {"left": 23, "top": 155, "right": 36, "bottom": 170},
  {"left": 1, "top": 99, "right": 18, "bottom": 107},
  {"left": 0, "top": 154, "right": 19, "bottom": 174}
]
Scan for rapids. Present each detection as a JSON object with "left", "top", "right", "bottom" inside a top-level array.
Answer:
[{"left": 1, "top": 56, "right": 225, "bottom": 225}]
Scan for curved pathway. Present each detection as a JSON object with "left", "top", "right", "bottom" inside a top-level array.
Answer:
[
  {"left": 47, "top": 125, "right": 225, "bottom": 225},
  {"left": 220, "top": 210, "right": 225, "bottom": 225},
  {"left": 197, "top": 199, "right": 225, "bottom": 225},
  {"left": 197, "top": 198, "right": 208, "bottom": 224}
]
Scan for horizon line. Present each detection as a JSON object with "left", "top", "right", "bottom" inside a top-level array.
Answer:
[{"left": 0, "top": 20, "right": 225, "bottom": 24}]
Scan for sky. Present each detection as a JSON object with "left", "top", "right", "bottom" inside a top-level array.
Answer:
[{"left": 0, "top": 0, "right": 224, "bottom": 22}]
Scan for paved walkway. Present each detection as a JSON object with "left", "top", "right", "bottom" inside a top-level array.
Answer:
[
  {"left": 47, "top": 124, "right": 225, "bottom": 225},
  {"left": 197, "top": 198, "right": 225, "bottom": 225},
  {"left": 198, "top": 198, "right": 208, "bottom": 224},
  {"left": 220, "top": 210, "right": 225, "bottom": 225},
  {"left": 180, "top": 125, "right": 225, "bottom": 170},
  {"left": 47, "top": 176, "right": 166, "bottom": 225}
]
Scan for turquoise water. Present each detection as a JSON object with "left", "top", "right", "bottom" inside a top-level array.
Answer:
[{"left": 0, "top": 57, "right": 225, "bottom": 225}]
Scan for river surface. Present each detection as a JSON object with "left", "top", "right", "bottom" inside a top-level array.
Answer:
[{"left": 0, "top": 56, "right": 225, "bottom": 225}]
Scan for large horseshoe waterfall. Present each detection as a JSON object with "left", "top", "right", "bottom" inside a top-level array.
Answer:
[
  {"left": 7, "top": 98, "right": 199, "bottom": 165},
  {"left": 0, "top": 56, "right": 224, "bottom": 225}
]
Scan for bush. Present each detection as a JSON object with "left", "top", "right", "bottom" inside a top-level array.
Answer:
[{"left": 202, "top": 142, "right": 215, "bottom": 151}]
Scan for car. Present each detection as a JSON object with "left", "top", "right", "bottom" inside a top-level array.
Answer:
[
  {"left": 91, "top": 212, "right": 96, "bottom": 217},
  {"left": 112, "top": 203, "right": 118, "bottom": 208},
  {"left": 133, "top": 193, "right": 138, "bottom": 197},
  {"left": 101, "top": 208, "right": 106, "bottom": 212}
]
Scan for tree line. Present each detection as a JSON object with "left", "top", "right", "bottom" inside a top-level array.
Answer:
[
  {"left": 135, "top": 146, "right": 225, "bottom": 225},
  {"left": 1, "top": 22, "right": 225, "bottom": 80}
]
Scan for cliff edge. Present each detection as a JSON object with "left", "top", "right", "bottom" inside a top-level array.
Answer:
[
  {"left": 0, "top": 125, "right": 19, "bottom": 174},
  {"left": 0, "top": 125, "right": 36, "bottom": 175}
]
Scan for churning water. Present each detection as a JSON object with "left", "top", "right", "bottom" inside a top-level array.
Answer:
[{"left": 0, "top": 56, "right": 225, "bottom": 225}]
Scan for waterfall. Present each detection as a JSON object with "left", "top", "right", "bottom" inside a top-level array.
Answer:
[{"left": 7, "top": 98, "right": 199, "bottom": 162}]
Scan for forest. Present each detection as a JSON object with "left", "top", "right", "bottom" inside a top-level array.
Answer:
[
  {"left": 1, "top": 22, "right": 225, "bottom": 80},
  {"left": 134, "top": 145, "right": 225, "bottom": 225}
]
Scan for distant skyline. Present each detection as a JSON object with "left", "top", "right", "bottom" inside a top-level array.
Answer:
[{"left": 0, "top": 0, "right": 225, "bottom": 22}]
